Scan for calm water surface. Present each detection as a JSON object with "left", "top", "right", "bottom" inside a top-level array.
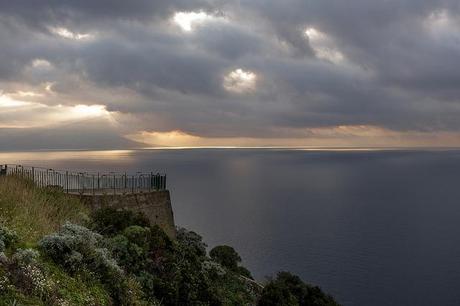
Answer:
[{"left": 2, "top": 149, "right": 460, "bottom": 306}]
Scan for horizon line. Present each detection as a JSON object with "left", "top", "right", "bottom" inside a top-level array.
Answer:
[{"left": 2, "top": 145, "right": 460, "bottom": 152}]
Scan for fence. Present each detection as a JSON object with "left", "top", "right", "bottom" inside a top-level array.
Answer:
[{"left": 0, "top": 164, "right": 166, "bottom": 194}]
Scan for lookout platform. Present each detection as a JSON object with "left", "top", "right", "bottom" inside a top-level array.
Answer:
[{"left": 0, "top": 164, "right": 176, "bottom": 238}]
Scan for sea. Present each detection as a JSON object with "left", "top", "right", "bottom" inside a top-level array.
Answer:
[{"left": 1, "top": 148, "right": 460, "bottom": 306}]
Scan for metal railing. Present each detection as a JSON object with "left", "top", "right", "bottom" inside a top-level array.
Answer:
[{"left": 0, "top": 164, "right": 166, "bottom": 194}]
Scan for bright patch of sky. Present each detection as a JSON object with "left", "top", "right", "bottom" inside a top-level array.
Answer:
[
  {"left": 0, "top": 93, "right": 32, "bottom": 108},
  {"left": 31, "top": 59, "right": 52, "bottom": 69},
  {"left": 223, "top": 69, "right": 257, "bottom": 93},
  {"left": 424, "top": 9, "right": 460, "bottom": 43},
  {"left": 173, "top": 11, "right": 217, "bottom": 32},
  {"left": 71, "top": 104, "right": 108, "bottom": 118},
  {"left": 0, "top": 91, "right": 110, "bottom": 128},
  {"left": 49, "top": 27, "right": 94, "bottom": 40},
  {"left": 305, "top": 27, "right": 345, "bottom": 64}
]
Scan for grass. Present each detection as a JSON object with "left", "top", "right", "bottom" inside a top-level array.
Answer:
[
  {"left": 0, "top": 260, "right": 111, "bottom": 306},
  {"left": 0, "top": 175, "right": 89, "bottom": 245},
  {"left": 41, "top": 259, "right": 111, "bottom": 305},
  {"left": 0, "top": 176, "right": 111, "bottom": 305}
]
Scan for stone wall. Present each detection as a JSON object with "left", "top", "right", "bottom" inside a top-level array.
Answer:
[{"left": 75, "top": 191, "right": 176, "bottom": 238}]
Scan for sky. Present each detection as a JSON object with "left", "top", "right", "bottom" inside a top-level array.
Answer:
[{"left": 1, "top": 0, "right": 460, "bottom": 149}]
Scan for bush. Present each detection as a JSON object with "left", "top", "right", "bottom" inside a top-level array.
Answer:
[
  {"left": 109, "top": 225, "right": 178, "bottom": 303},
  {"left": 201, "top": 260, "right": 258, "bottom": 305},
  {"left": 11, "top": 249, "right": 39, "bottom": 267},
  {"left": 258, "top": 271, "right": 340, "bottom": 306},
  {"left": 38, "top": 222, "right": 104, "bottom": 272},
  {"left": 91, "top": 208, "right": 150, "bottom": 236},
  {"left": 2, "top": 248, "right": 58, "bottom": 303},
  {"left": 202, "top": 260, "right": 226, "bottom": 278},
  {"left": 38, "top": 222, "right": 133, "bottom": 305},
  {"left": 209, "top": 245, "right": 241, "bottom": 272},
  {"left": 110, "top": 225, "right": 231, "bottom": 305},
  {"left": 0, "top": 225, "right": 18, "bottom": 252},
  {"left": 176, "top": 227, "right": 207, "bottom": 257},
  {"left": 109, "top": 228, "right": 148, "bottom": 275}
]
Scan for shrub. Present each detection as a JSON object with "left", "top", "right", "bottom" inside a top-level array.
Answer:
[
  {"left": 109, "top": 225, "right": 173, "bottom": 275},
  {"left": 201, "top": 260, "right": 257, "bottom": 305},
  {"left": 209, "top": 245, "right": 241, "bottom": 272},
  {"left": 258, "top": 271, "right": 340, "bottom": 306},
  {"left": 38, "top": 222, "right": 133, "bottom": 305},
  {"left": 109, "top": 233, "right": 146, "bottom": 275},
  {"left": 0, "top": 225, "right": 18, "bottom": 252},
  {"left": 176, "top": 227, "right": 207, "bottom": 257},
  {"left": 109, "top": 225, "right": 177, "bottom": 303},
  {"left": 202, "top": 260, "right": 226, "bottom": 277},
  {"left": 91, "top": 208, "right": 150, "bottom": 236},
  {"left": 11, "top": 249, "right": 39, "bottom": 267},
  {"left": 149, "top": 225, "right": 173, "bottom": 251},
  {"left": 38, "top": 222, "right": 103, "bottom": 272},
  {"left": 4, "top": 248, "right": 57, "bottom": 302},
  {"left": 110, "top": 225, "right": 229, "bottom": 305}
]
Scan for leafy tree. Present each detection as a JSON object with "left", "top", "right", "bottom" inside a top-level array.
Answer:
[
  {"left": 91, "top": 207, "right": 150, "bottom": 236},
  {"left": 258, "top": 272, "right": 340, "bottom": 306},
  {"left": 176, "top": 227, "right": 207, "bottom": 257},
  {"left": 209, "top": 245, "right": 241, "bottom": 272}
]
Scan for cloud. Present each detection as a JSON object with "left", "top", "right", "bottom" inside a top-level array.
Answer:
[
  {"left": 0, "top": 121, "right": 142, "bottom": 150},
  {"left": 1, "top": 0, "right": 460, "bottom": 148}
]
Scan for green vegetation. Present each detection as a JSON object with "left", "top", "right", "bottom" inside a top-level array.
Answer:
[
  {"left": 0, "top": 176, "right": 340, "bottom": 305},
  {"left": 258, "top": 272, "right": 339, "bottom": 306},
  {"left": 0, "top": 176, "right": 88, "bottom": 244}
]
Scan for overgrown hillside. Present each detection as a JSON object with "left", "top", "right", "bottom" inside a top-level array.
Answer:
[
  {"left": 0, "top": 176, "right": 339, "bottom": 305},
  {"left": 0, "top": 176, "right": 88, "bottom": 245}
]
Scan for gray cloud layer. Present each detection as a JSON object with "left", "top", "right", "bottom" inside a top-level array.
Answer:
[{"left": 1, "top": 0, "right": 460, "bottom": 147}]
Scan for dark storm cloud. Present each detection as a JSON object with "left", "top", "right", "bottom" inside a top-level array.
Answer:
[
  {"left": 1, "top": 0, "right": 460, "bottom": 146},
  {"left": 0, "top": 0, "right": 216, "bottom": 29}
]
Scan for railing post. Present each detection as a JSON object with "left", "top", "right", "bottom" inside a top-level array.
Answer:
[
  {"left": 77, "top": 172, "right": 83, "bottom": 194},
  {"left": 149, "top": 172, "right": 153, "bottom": 191},
  {"left": 65, "top": 171, "right": 69, "bottom": 193},
  {"left": 0, "top": 165, "right": 6, "bottom": 176},
  {"left": 131, "top": 175, "right": 134, "bottom": 194},
  {"left": 124, "top": 173, "right": 127, "bottom": 192}
]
